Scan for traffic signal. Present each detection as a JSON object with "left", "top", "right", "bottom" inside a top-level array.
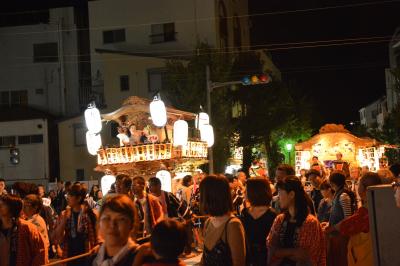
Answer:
[
  {"left": 10, "top": 148, "right": 20, "bottom": 165},
  {"left": 241, "top": 74, "right": 271, "bottom": 85}
]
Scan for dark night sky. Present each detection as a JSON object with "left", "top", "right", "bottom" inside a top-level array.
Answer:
[{"left": 249, "top": 0, "right": 400, "bottom": 127}]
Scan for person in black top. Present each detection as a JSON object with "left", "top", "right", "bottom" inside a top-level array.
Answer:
[
  {"left": 306, "top": 169, "right": 324, "bottom": 214},
  {"left": 241, "top": 178, "right": 276, "bottom": 266}
]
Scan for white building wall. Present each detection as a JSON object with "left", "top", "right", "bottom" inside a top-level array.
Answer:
[
  {"left": 0, "top": 119, "right": 49, "bottom": 185},
  {"left": 0, "top": 7, "right": 80, "bottom": 116}
]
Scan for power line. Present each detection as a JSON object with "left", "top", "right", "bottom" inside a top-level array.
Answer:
[{"left": 1, "top": 0, "right": 399, "bottom": 36}]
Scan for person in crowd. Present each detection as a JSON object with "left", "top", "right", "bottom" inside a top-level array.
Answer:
[
  {"left": 349, "top": 167, "right": 362, "bottom": 208},
  {"left": 377, "top": 168, "right": 395, "bottom": 184},
  {"left": 131, "top": 176, "right": 164, "bottom": 237},
  {"left": 325, "top": 172, "right": 382, "bottom": 266},
  {"left": 0, "top": 178, "right": 7, "bottom": 196},
  {"left": 267, "top": 176, "right": 326, "bottom": 266},
  {"left": 299, "top": 169, "right": 307, "bottom": 185},
  {"left": 0, "top": 194, "right": 48, "bottom": 266},
  {"left": 54, "top": 180, "right": 67, "bottom": 215},
  {"left": 306, "top": 169, "right": 324, "bottom": 214},
  {"left": 272, "top": 164, "right": 296, "bottom": 212},
  {"left": 241, "top": 178, "right": 276, "bottom": 266},
  {"left": 361, "top": 166, "right": 370, "bottom": 176},
  {"left": 326, "top": 171, "right": 356, "bottom": 266},
  {"left": 311, "top": 156, "right": 327, "bottom": 178},
  {"left": 389, "top": 163, "right": 400, "bottom": 178},
  {"left": 37, "top": 184, "right": 45, "bottom": 198},
  {"left": 48, "top": 190, "right": 57, "bottom": 209},
  {"left": 237, "top": 170, "right": 247, "bottom": 190},
  {"left": 116, "top": 174, "right": 132, "bottom": 195},
  {"left": 226, "top": 174, "right": 244, "bottom": 215},
  {"left": 52, "top": 183, "right": 97, "bottom": 266},
  {"left": 317, "top": 181, "right": 334, "bottom": 223},
  {"left": 23, "top": 194, "right": 50, "bottom": 251},
  {"left": 89, "top": 185, "right": 100, "bottom": 201},
  {"left": 89, "top": 194, "right": 139, "bottom": 266},
  {"left": 200, "top": 175, "right": 246, "bottom": 266},
  {"left": 96, "top": 190, "right": 104, "bottom": 208},
  {"left": 176, "top": 175, "right": 193, "bottom": 206},
  {"left": 333, "top": 152, "right": 350, "bottom": 177},
  {"left": 142, "top": 219, "right": 188, "bottom": 266}
]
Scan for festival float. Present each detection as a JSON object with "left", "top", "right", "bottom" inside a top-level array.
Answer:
[
  {"left": 294, "top": 124, "right": 396, "bottom": 174},
  {"left": 84, "top": 96, "right": 211, "bottom": 193}
]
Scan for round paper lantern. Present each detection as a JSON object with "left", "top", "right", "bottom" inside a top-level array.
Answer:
[
  {"left": 173, "top": 120, "right": 188, "bottom": 147},
  {"left": 156, "top": 170, "right": 172, "bottom": 192},
  {"left": 150, "top": 97, "right": 167, "bottom": 127},
  {"left": 84, "top": 104, "right": 102, "bottom": 133},
  {"left": 195, "top": 112, "right": 209, "bottom": 130},
  {"left": 101, "top": 174, "right": 115, "bottom": 196},
  {"left": 86, "top": 131, "right": 102, "bottom": 155},
  {"left": 200, "top": 124, "right": 214, "bottom": 147},
  {"left": 251, "top": 75, "right": 259, "bottom": 84},
  {"left": 259, "top": 74, "right": 270, "bottom": 83}
]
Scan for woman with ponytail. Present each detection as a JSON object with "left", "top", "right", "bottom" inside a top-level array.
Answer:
[{"left": 267, "top": 176, "right": 326, "bottom": 266}]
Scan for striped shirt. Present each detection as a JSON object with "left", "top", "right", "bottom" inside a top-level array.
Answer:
[{"left": 339, "top": 193, "right": 352, "bottom": 218}]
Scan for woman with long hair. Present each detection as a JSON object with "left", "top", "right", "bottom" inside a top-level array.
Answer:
[{"left": 267, "top": 176, "right": 326, "bottom": 266}]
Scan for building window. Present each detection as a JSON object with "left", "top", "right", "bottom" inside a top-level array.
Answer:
[
  {"left": 103, "top": 29, "right": 126, "bottom": 44},
  {"left": 18, "top": 134, "right": 43, "bottom": 145},
  {"left": 0, "top": 136, "right": 16, "bottom": 146},
  {"left": 35, "top": 88, "right": 44, "bottom": 95},
  {"left": 120, "top": 75, "right": 130, "bottom": 91},
  {"left": 10, "top": 90, "right": 28, "bottom": 106},
  {"left": 73, "top": 124, "right": 86, "bottom": 146},
  {"left": 33, "top": 42, "right": 58, "bottom": 62},
  {"left": 0, "top": 91, "right": 9, "bottom": 106},
  {"left": 76, "top": 169, "right": 85, "bottom": 181},
  {"left": 147, "top": 68, "right": 166, "bottom": 93},
  {"left": 150, "top": 23, "right": 176, "bottom": 44}
]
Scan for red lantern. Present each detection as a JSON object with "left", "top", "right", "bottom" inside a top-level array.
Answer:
[{"left": 259, "top": 74, "right": 269, "bottom": 83}]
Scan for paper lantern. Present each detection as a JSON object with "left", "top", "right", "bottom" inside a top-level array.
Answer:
[
  {"left": 84, "top": 104, "right": 102, "bottom": 133},
  {"left": 101, "top": 174, "right": 116, "bottom": 196},
  {"left": 173, "top": 120, "right": 188, "bottom": 147},
  {"left": 150, "top": 97, "right": 167, "bottom": 127},
  {"left": 86, "top": 131, "right": 102, "bottom": 155},
  {"left": 156, "top": 170, "right": 172, "bottom": 192},
  {"left": 195, "top": 112, "right": 209, "bottom": 130},
  {"left": 251, "top": 75, "right": 259, "bottom": 84},
  {"left": 200, "top": 124, "right": 214, "bottom": 147}
]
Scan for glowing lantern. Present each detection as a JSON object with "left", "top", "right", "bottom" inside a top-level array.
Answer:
[
  {"left": 150, "top": 96, "right": 167, "bottom": 127},
  {"left": 101, "top": 174, "right": 115, "bottom": 196},
  {"left": 251, "top": 75, "right": 259, "bottom": 84},
  {"left": 241, "top": 76, "right": 251, "bottom": 85},
  {"left": 259, "top": 74, "right": 270, "bottom": 83},
  {"left": 156, "top": 170, "right": 172, "bottom": 192},
  {"left": 84, "top": 103, "right": 102, "bottom": 133},
  {"left": 200, "top": 124, "right": 214, "bottom": 147},
  {"left": 195, "top": 112, "right": 209, "bottom": 130},
  {"left": 86, "top": 131, "right": 102, "bottom": 155},
  {"left": 173, "top": 120, "right": 188, "bottom": 147}
]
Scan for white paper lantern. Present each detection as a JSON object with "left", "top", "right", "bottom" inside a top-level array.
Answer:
[
  {"left": 156, "top": 170, "right": 172, "bottom": 192},
  {"left": 150, "top": 97, "right": 167, "bottom": 127},
  {"left": 173, "top": 120, "right": 188, "bottom": 147},
  {"left": 195, "top": 112, "right": 209, "bottom": 130},
  {"left": 101, "top": 174, "right": 116, "bottom": 196},
  {"left": 200, "top": 124, "right": 214, "bottom": 147},
  {"left": 86, "top": 131, "right": 102, "bottom": 155},
  {"left": 84, "top": 104, "right": 102, "bottom": 133}
]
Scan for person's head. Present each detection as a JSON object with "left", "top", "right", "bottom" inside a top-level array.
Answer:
[
  {"left": 350, "top": 167, "right": 361, "bottom": 181},
  {"left": 81, "top": 183, "right": 88, "bottom": 192},
  {"left": 275, "top": 164, "right": 295, "bottom": 182},
  {"left": 0, "top": 194, "right": 23, "bottom": 219},
  {"left": 236, "top": 171, "right": 247, "bottom": 184},
  {"left": 389, "top": 163, "right": 400, "bottom": 178},
  {"left": 65, "top": 181, "right": 72, "bottom": 192},
  {"left": 200, "top": 175, "right": 233, "bottom": 217},
  {"left": 226, "top": 174, "right": 238, "bottom": 190},
  {"left": 361, "top": 166, "right": 370, "bottom": 175},
  {"left": 37, "top": 185, "right": 45, "bottom": 198},
  {"left": 300, "top": 169, "right": 307, "bottom": 177},
  {"left": 49, "top": 190, "right": 56, "bottom": 200},
  {"left": 67, "top": 183, "right": 87, "bottom": 208},
  {"left": 312, "top": 156, "right": 319, "bottom": 163},
  {"left": 0, "top": 178, "right": 5, "bottom": 193},
  {"left": 329, "top": 171, "right": 346, "bottom": 192},
  {"left": 182, "top": 175, "right": 193, "bottom": 187},
  {"left": 131, "top": 176, "right": 145, "bottom": 197},
  {"left": 276, "top": 176, "right": 309, "bottom": 225},
  {"left": 306, "top": 169, "right": 323, "bottom": 188},
  {"left": 320, "top": 180, "right": 335, "bottom": 199},
  {"left": 246, "top": 178, "right": 272, "bottom": 207},
  {"left": 56, "top": 180, "right": 64, "bottom": 190},
  {"left": 377, "top": 169, "right": 395, "bottom": 184},
  {"left": 90, "top": 185, "right": 99, "bottom": 197},
  {"left": 115, "top": 174, "right": 132, "bottom": 195},
  {"left": 99, "top": 194, "right": 137, "bottom": 247},
  {"left": 96, "top": 190, "right": 103, "bottom": 200},
  {"left": 336, "top": 152, "right": 343, "bottom": 160},
  {"left": 148, "top": 177, "right": 162, "bottom": 196},
  {"left": 311, "top": 163, "right": 321, "bottom": 172},
  {"left": 151, "top": 219, "right": 187, "bottom": 260},
  {"left": 23, "top": 194, "right": 43, "bottom": 218},
  {"left": 358, "top": 172, "right": 382, "bottom": 202}
]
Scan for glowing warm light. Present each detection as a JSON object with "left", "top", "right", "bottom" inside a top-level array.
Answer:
[
  {"left": 251, "top": 75, "right": 259, "bottom": 84},
  {"left": 84, "top": 103, "right": 102, "bottom": 133},
  {"left": 200, "top": 124, "right": 214, "bottom": 147},
  {"left": 286, "top": 143, "right": 293, "bottom": 151},
  {"left": 173, "top": 120, "right": 188, "bottom": 147},
  {"left": 156, "top": 170, "right": 172, "bottom": 192},
  {"left": 86, "top": 132, "right": 102, "bottom": 155},
  {"left": 195, "top": 112, "right": 209, "bottom": 130},
  {"left": 101, "top": 174, "right": 115, "bottom": 196},
  {"left": 150, "top": 96, "right": 167, "bottom": 127}
]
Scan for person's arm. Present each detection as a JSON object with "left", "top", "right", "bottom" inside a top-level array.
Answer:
[
  {"left": 29, "top": 225, "right": 48, "bottom": 266},
  {"left": 51, "top": 209, "right": 68, "bottom": 244},
  {"left": 339, "top": 193, "right": 352, "bottom": 218},
  {"left": 337, "top": 208, "right": 368, "bottom": 237},
  {"left": 226, "top": 219, "right": 246, "bottom": 266}
]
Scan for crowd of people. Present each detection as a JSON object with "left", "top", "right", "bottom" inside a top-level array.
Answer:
[{"left": 0, "top": 157, "right": 400, "bottom": 266}]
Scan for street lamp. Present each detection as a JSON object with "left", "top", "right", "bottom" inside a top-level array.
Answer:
[{"left": 286, "top": 143, "right": 293, "bottom": 165}]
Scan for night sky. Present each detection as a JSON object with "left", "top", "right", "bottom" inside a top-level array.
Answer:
[{"left": 249, "top": 0, "right": 400, "bottom": 127}]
